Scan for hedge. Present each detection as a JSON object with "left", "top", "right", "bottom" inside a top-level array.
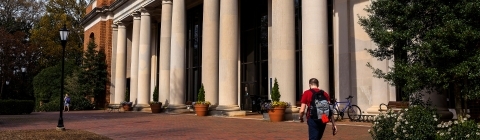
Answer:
[{"left": 0, "top": 100, "right": 35, "bottom": 115}]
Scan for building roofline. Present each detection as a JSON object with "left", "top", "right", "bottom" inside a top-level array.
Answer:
[{"left": 81, "top": 0, "right": 129, "bottom": 26}]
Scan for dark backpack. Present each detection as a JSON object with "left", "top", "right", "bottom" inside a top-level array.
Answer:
[
  {"left": 309, "top": 89, "right": 330, "bottom": 123},
  {"left": 66, "top": 97, "right": 71, "bottom": 104}
]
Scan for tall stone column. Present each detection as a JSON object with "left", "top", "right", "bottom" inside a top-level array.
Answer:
[
  {"left": 137, "top": 8, "right": 152, "bottom": 108},
  {"left": 302, "top": 0, "right": 328, "bottom": 93},
  {"left": 272, "top": 0, "right": 296, "bottom": 109},
  {"left": 202, "top": 0, "right": 220, "bottom": 109},
  {"left": 130, "top": 12, "right": 141, "bottom": 105},
  {"left": 159, "top": 0, "right": 172, "bottom": 106},
  {"left": 366, "top": 57, "right": 389, "bottom": 115},
  {"left": 114, "top": 22, "right": 127, "bottom": 104},
  {"left": 110, "top": 25, "right": 118, "bottom": 104},
  {"left": 217, "top": 0, "right": 240, "bottom": 111},
  {"left": 168, "top": 0, "right": 186, "bottom": 109}
]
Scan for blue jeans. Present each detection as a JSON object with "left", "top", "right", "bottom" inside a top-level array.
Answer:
[{"left": 307, "top": 119, "right": 327, "bottom": 140}]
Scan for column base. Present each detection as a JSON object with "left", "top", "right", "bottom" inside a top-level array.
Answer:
[
  {"left": 212, "top": 105, "right": 245, "bottom": 116},
  {"left": 165, "top": 104, "right": 190, "bottom": 114},
  {"left": 133, "top": 104, "right": 151, "bottom": 112},
  {"left": 366, "top": 105, "right": 382, "bottom": 115},
  {"left": 216, "top": 105, "right": 241, "bottom": 111},
  {"left": 283, "top": 106, "right": 300, "bottom": 121}
]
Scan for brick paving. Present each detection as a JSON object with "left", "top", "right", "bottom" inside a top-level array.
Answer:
[{"left": 0, "top": 110, "right": 372, "bottom": 140}]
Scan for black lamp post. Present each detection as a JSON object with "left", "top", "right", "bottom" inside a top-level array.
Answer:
[{"left": 57, "top": 24, "right": 69, "bottom": 131}]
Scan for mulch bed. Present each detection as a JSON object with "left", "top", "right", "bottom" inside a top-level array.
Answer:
[{"left": 0, "top": 129, "right": 111, "bottom": 140}]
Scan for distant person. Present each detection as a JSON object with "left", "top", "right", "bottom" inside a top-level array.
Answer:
[
  {"left": 64, "top": 94, "right": 70, "bottom": 112},
  {"left": 299, "top": 78, "right": 337, "bottom": 140}
]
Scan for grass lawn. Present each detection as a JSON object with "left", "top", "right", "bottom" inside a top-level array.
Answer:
[{"left": 0, "top": 129, "right": 111, "bottom": 140}]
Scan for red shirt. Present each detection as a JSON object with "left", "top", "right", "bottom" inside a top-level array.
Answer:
[{"left": 301, "top": 88, "right": 330, "bottom": 120}]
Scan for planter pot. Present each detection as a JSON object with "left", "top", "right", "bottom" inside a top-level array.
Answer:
[
  {"left": 194, "top": 104, "right": 210, "bottom": 116},
  {"left": 122, "top": 104, "right": 132, "bottom": 111},
  {"left": 268, "top": 107, "right": 286, "bottom": 122},
  {"left": 150, "top": 103, "right": 163, "bottom": 113}
]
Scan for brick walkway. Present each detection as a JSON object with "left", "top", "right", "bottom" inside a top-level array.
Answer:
[{"left": 0, "top": 110, "right": 372, "bottom": 140}]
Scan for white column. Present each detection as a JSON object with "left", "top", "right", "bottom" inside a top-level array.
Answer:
[
  {"left": 302, "top": 0, "right": 329, "bottom": 94},
  {"left": 202, "top": 0, "right": 220, "bottom": 108},
  {"left": 272, "top": 0, "right": 296, "bottom": 107},
  {"left": 130, "top": 12, "right": 141, "bottom": 105},
  {"left": 114, "top": 22, "right": 127, "bottom": 104},
  {"left": 110, "top": 24, "right": 118, "bottom": 104},
  {"left": 137, "top": 8, "right": 152, "bottom": 106},
  {"left": 366, "top": 57, "right": 389, "bottom": 114},
  {"left": 159, "top": 0, "right": 172, "bottom": 105},
  {"left": 169, "top": 0, "right": 186, "bottom": 109},
  {"left": 217, "top": 0, "right": 240, "bottom": 111}
]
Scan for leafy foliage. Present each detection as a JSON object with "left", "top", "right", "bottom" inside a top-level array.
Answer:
[
  {"left": 0, "top": 28, "right": 41, "bottom": 100},
  {"left": 359, "top": 0, "right": 480, "bottom": 116},
  {"left": 436, "top": 116, "right": 480, "bottom": 140},
  {"left": 198, "top": 84, "right": 205, "bottom": 102},
  {"left": 152, "top": 85, "right": 159, "bottom": 103},
  {"left": 195, "top": 84, "right": 210, "bottom": 105},
  {"left": 33, "top": 61, "right": 78, "bottom": 102},
  {"left": 271, "top": 78, "right": 280, "bottom": 102},
  {"left": 78, "top": 39, "right": 107, "bottom": 106},
  {"left": 30, "top": 0, "right": 88, "bottom": 68},
  {"left": 370, "top": 106, "right": 438, "bottom": 140}
]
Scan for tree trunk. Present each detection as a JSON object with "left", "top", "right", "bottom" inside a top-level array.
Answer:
[{"left": 454, "top": 83, "right": 464, "bottom": 119}]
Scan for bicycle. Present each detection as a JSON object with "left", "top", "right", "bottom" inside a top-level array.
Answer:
[{"left": 331, "top": 95, "right": 362, "bottom": 121}]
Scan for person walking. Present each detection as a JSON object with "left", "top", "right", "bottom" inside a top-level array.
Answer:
[
  {"left": 299, "top": 78, "right": 337, "bottom": 140},
  {"left": 64, "top": 94, "right": 70, "bottom": 112}
]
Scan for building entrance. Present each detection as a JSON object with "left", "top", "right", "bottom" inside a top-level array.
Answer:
[{"left": 240, "top": 0, "right": 268, "bottom": 111}]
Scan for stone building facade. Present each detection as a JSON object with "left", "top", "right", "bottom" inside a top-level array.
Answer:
[{"left": 81, "top": 0, "right": 452, "bottom": 117}]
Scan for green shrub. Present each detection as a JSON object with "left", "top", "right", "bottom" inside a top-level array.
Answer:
[
  {"left": 0, "top": 100, "right": 35, "bottom": 115},
  {"left": 436, "top": 115, "right": 480, "bottom": 140},
  {"left": 370, "top": 106, "right": 437, "bottom": 140},
  {"left": 36, "top": 95, "right": 94, "bottom": 112},
  {"left": 153, "top": 85, "right": 159, "bottom": 102},
  {"left": 70, "top": 95, "right": 94, "bottom": 110},
  {"left": 370, "top": 110, "right": 398, "bottom": 139},
  {"left": 271, "top": 78, "right": 280, "bottom": 102},
  {"left": 36, "top": 97, "right": 60, "bottom": 112}
]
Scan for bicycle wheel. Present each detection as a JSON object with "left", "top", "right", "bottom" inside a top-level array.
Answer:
[
  {"left": 332, "top": 108, "right": 341, "bottom": 121},
  {"left": 347, "top": 105, "right": 362, "bottom": 120}
]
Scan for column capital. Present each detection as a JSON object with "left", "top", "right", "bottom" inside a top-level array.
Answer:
[
  {"left": 112, "top": 24, "right": 118, "bottom": 30},
  {"left": 139, "top": 8, "right": 150, "bottom": 16},
  {"left": 162, "top": 0, "right": 172, "bottom": 4},
  {"left": 131, "top": 11, "right": 141, "bottom": 20},
  {"left": 115, "top": 22, "right": 126, "bottom": 28}
]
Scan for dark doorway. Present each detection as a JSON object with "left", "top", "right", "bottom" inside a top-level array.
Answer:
[
  {"left": 185, "top": 5, "right": 203, "bottom": 103},
  {"left": 240, "top": 0, "right": 268, "bottom": 111}
]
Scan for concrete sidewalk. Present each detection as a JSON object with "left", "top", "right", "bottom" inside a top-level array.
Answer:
[{"left": 0, "top": 110, "right": 372, "bottom": 140}]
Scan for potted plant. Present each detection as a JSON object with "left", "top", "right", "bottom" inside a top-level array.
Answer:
[
  {"left": 121, "top": 89, "right": 132, "bottom": 111},
  {"left": 150, "top": 85, "right": 162, "bottom": 113},
  {"left": 194, "top": 84, "right": 211, "bottom": 116},
  {"left": 263, "top": 78, "right": 289, "bottom": 122},
  {"left": 121, "top": 101, "right": 133, "bottom": 111}
]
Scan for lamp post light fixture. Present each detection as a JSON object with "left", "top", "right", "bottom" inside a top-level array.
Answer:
[{"left": 57, "top": 24, "right": 69, "bottom": 131}]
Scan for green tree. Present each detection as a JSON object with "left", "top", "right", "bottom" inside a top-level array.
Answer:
[
  {"left": 78, "top": 39, "right": 107, "bottom": 107},
  {"left": 197, "top": 84, "right": 205, "bottom": 102},
  {"left": 359, "top": 0, "right": 480, "bottom": 117},
  {"left": 30, "top": 0, "right": 89, "bottom": 68},
  {"left": 271, "top": 78, "right": 280, "bottom": 102}
]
